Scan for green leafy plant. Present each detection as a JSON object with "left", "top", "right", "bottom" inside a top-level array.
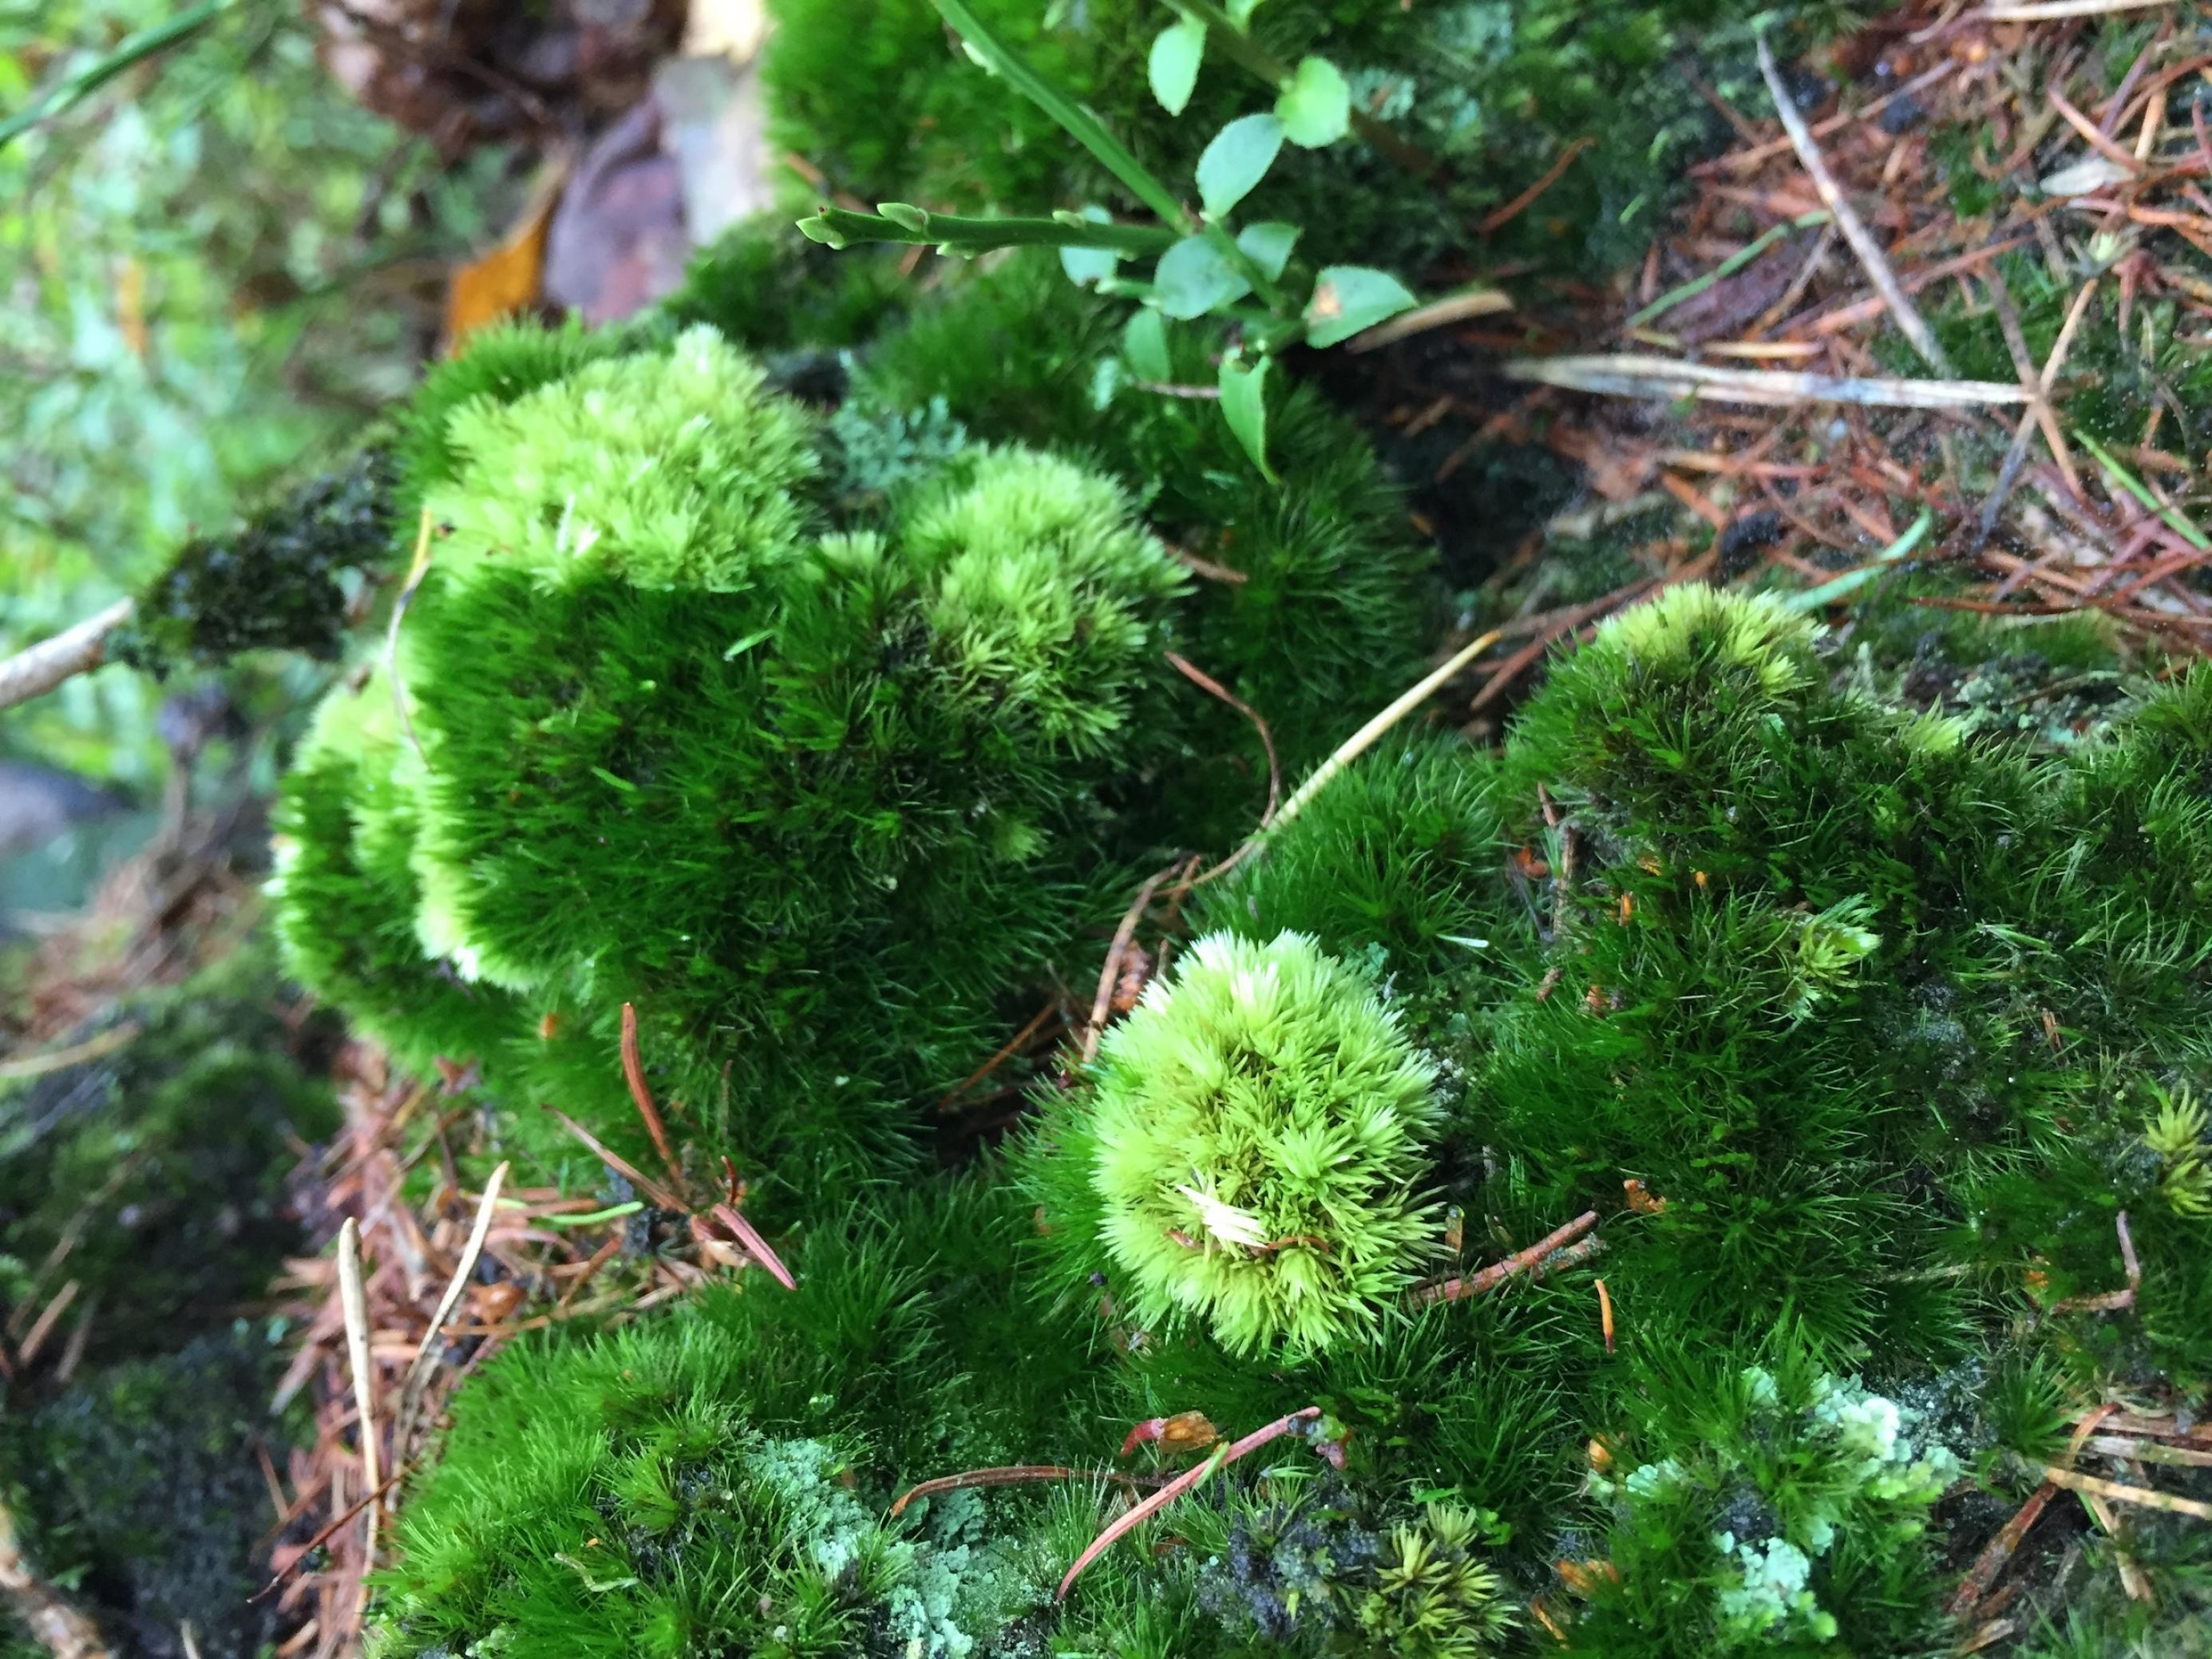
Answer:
[
  {"left": 1023, "top": 928, "right": 1443, "bottom": 1356},
  {"left": 797, "top": 0, "right": 1421, "bottom": 477}
]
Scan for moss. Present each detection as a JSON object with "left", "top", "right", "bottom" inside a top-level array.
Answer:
[
  {"left": 370, "top": 1182, "right": 1098, "bottom": 1658},
  {"left": 1569, "top": 1347, "right": 1961, "bottom": 1656},
  {"left": 111, "top": 447, "right": 398, "bottom": 679},
  {"left": 393, "top": 317, "right": 631, "bottom": 507},
  {"left": 1022, "top": 930, "right": 1445, "bottom": 1356},
  {"left": 10, "top": 1323, "right": 307, "bottom": 1659},
  {"left": 853, "top": 254, "right": 1442, "bottom": 841},
  {"left": 275, "top": 325, "right": 1190, "bottom": 1190},
  {"left": 0, "top": 945, "right": 337, "bottom": 1360},
  {"left": 663, "top": 216, "right": 911, "bottom": 359}
]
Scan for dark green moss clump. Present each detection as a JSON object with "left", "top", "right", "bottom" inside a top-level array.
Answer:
[
  {"left": 0, "top": 947, "right": 337, "bottom": 1359},
  {"left": 274, "top": 323, "right": 1193, "bottom": 1190},
  {"left": 10, "top": 1326, "right": 302, "bottom": 1659},
  {"left": 112, "top": 447, "right": 397, "bottom": 678}
]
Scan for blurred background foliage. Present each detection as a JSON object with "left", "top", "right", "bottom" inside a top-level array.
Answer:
[{"left": 0, "top": 0, "right": 500, "bottom": 794}]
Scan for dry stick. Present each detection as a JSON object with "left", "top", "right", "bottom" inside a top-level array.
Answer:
[
  {"left": 335, "top": 1218, "right": 380, "bottom": 1573},
  {"left": 936, "top": 1002, "right": 1064, "bottom": 1113},
  {"left": 389, "top": 1161, "right": 508, "bottom": 1482},
  {"left": 1082, "top": 866, "right": 1176, "bottom": 1061},
  {"left": 0, "top": 597, "right": 133, "bottom": 715},
  {"left": 888, "top": 1465, "right": 1152, "bottom": 1519},
  {"left": 0, "top": 1487, "right": 110, "bottom": 1659},
  {"left": 247, "top": 1471, "right": 406, "bottom": 1606},
  {"left": 1502, "top": 355, "right": 2027, "bottom": 409},
  {"left": 2040, "top": 1464, "right": 2212, "bottom": 1521},
  {"left": 0, "top": 1020, "right": 141, "bottom": 1083},
  {"left": 1414, "top": 1210, "right": 1601, "bottom": 1306},
  {"left": 1478, "top": 137, "right": 1596, "bottom": 234},
  {"left": 1165, "top": 651, "right": 1280, "bottom": 826},
  {"left": 1056, "top": 1408, "right": 1322, "bottom": 1602},
  {"left": 1197, "top": 628, "right": 1507, "bottom": 891},
  {"left": 1981, "top": 0, "right": 2178, "bottom": 17},
  {"left": 16, "top": 1281, "right": 79, "bottom": 1368},
  {"left": 1346, "top": 287, "right": 1514, "bottom": 352},
  {"left": 1953, "top": 1484, "right": 2056, "bottom": 1615},
  {"left": 617, "top": 1002, "right": 681, "bottom": 1178},
  {"left": 1756, "top": 33, "right": 1954, "bottom": 374}
]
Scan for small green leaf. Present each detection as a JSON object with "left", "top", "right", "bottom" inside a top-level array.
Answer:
[
  {"left": 1227, "top": 0, "right": 1265, "bottom": 27},
  {"left": 1196, "top": 113, "right": 1283, "bottom": 218},
  {"left": 1059, "top": 204, "right": 1120, "bottom": 288},
  {"left": 795, "top": 215, "right": 847, "bottom": 249},
  {"left": 1304, "top": 264, "right": 1417, "bottom": 347},
  {"left": 1275, "top": 56, "right": 1349, "bottom": 148},
  {"left": 1123, "top": 308, "right": 1173, "bottom": 382},
  {"left": 876, "top": 202, "right": 928, "bottom": 232},
  {"left": 1148, "top": 18, "right": 1205, "bottom": 116},
  {"left": 1154, "top": 236, "right": 1252, "bottom": 319},
  {"left": 1236, "top": 221, "right": 1300, "bottom": 281},
  {"left": 1218, "top": 354, "right": 1275, "bottom": 481}
]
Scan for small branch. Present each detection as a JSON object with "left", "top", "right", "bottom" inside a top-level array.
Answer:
[
  {"left": 2038, "top": 1463, "right": 2212, "bottom": 1522},
  {"left": 889, "top": 1465, "right": 1152, "bottom": 1518},
  {"left": 1413, "top": 1210, "right": 1602, "bottom": 1306},
  {"left": 1504, "top": 354, "right": 2025, "bottom": 410},
  {"left": 1755, "top": 34, "right": 1953, "bottom": 374},
  {"left": 1165, "top": 651, "right": 1280, "bottom": 827},
  {"left": 0, "top": 1487, "right": 111, "bottom": 1658},
  {"left": 619, "top": 1003, "right": 683, "bottom": 1182},
  {"left": 1056, "top": 1408, "right": 1322, "bottom": 1602},
  {"left": 336, "top": 1218, "right": 380, "bottom": 1572},
  {"left": 1951, "top": 1483, "right": 2055, "bottom": 1617},
  {"left": 1345, "top": 287, "right": 1513, "bottom": 353},
  {"left": 0, "top": 599, "right": 133, "bottom": 714},
  {"left": 797, "top": 204, "right": 1175, "bottom": 256},
  {"left": 1478, "top": 138, "right": 1595, "bottom": 235},
  {"left": 1083, "top": 865, "right": 1178, "bottom": 1060},
  {"left": 1197, "top": 628, "right": 1504, "bottom": 889},
  {"left": 390, "top": 1162, "right": 509, "bottom": 1480}
]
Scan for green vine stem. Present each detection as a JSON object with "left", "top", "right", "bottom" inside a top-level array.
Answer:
[
  {"left": 932, "top": 0, "right": 1288, "bottom": 313},
  {"left": 799, "top": 204, "right": 1178, "bottom": 257}
]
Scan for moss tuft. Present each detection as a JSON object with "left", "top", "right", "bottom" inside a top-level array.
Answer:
[
  {"left": 113, "top": 448, "right": 397, "bottom": 678},
  {"left": 1024, "top": 930, "right": 1443, "bottom": 1356}
]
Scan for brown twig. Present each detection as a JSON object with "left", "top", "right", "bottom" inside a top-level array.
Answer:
[
  {"left": 618, "top": 1002, "right": 681, "bottom": 1180},
  {"left": 1083, "top": 866, "right": 1177, "bottom": 1061},
  {"left": 1755, "top": 34, "right": 1953, "bottom": 374},
  {"left": 1056, "top": 1408, "right": 1323, "bottom": 1601},
  {"left": 888, "top": 1464, "right": 1154, "bottom": 1518},
  {"left": 1165, "top": 651, "right": 1280, "bottom": 827},
  {"left": 1479, "top": 137, "right": 1596, "bottom": 234},
  {"left": 1413, "top": 1210, "right": 1602, "bottom": 1305}
]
